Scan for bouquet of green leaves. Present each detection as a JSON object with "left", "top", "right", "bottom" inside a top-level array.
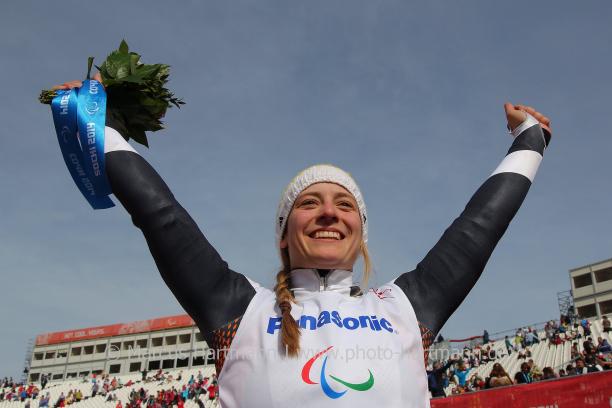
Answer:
[{"left": 39, "top": 40, "right": 184, "bottom": 147}]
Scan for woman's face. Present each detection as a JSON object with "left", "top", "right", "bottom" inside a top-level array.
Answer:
[{"left": 280, "top": 182, "right": 362, "bottom": 271}]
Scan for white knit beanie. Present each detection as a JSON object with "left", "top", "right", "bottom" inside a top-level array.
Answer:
[{"left": 275, "top": 164, "right": 368, "bottom": 249}]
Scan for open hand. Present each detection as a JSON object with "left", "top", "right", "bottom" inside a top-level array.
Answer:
[{"left": 504, "top": 102, "right": 552, "bottom": 135}]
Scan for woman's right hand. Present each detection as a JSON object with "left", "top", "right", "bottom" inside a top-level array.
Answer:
[{"left": 51, "top": 72, "right": 103, "bottom": 90}]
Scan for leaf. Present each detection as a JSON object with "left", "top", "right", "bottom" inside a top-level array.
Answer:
[
  {"left": 101, "top": 58, "right": 119, "bottom": 78},
  {"left": 129, "top": 54, "right": 140, "bottom": 75},
  {"left": 116, "top": 65, "right": 130, "bottom": 79},
  {"left": 134, "top": 64, "right": 161, "bottom": 79},
  {"left": 38, "top": 89, "right": 57, "bottom": 104},
  {"left": 129, "top": 129, "right": 149, "bottom": 147},
  {"left": 119, "top": 39, "right": 129, "bottom": 54},
  {"left": 86, "top": 57, "right": 94, "bottom": 80},
  {"left": 117, "top": 75, "right": 146, "bottom": 84}
]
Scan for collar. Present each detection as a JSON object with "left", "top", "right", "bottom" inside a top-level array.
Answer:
[{"left": 289, "top": 269, "right": 354, "bottom": 301}]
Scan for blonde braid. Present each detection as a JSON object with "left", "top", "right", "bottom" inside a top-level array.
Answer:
[{"left": 274, "top": 266, "right": 301, "bottom": 357}]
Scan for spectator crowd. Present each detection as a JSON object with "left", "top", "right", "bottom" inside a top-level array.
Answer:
[
  {"left": 1, "top": 369, "right": 219, "bottom": 407},
  {"left": 427, "top": 315, "right": 612, "bottom": 398}
]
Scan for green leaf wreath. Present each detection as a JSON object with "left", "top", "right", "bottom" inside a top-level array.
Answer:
[{"left": 39, "top": 40, "right": 184, "bottom": 147}]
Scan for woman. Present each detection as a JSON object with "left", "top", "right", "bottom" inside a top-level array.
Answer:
[
  {"left": 53, "top": 77, "right": 551, "bottom": 407},
  {"left": 571, "top": 342, "right": 580, "bottom": 359},
  {"left": 541, "top": 366, "right": 557, "bottom": 380},
  {"left": 487, "top": 363, "right": 513, "bottom": 388},
  {"left": 505, "top": 335, "right": 513, "bottom": 355},
  {"left": 514, "top": 331, "right": 524, "bottom": 351},
  {"left": 514, "top": 362, "right": 533, "bottom": 384},
  {"left": 427, "top": 359, "right": 455, "bottom": 398},
  {"left": 452, "top": 362, "right": 472, "bottom": 388}
]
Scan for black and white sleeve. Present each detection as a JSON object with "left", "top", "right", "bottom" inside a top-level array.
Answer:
[
  {"left": 103, "top": 126, "right": 256, "bottom": 348},
  {"left": 394, "top": 114, "right": 549, "bottom": 344}
]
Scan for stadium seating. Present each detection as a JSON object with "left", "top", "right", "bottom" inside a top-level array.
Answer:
[
  {"left": 442, "top": 318, "right": 612, "bottom": 395},
  {"left": 1, "top": 366, "right": 217, "bottom": 408}
]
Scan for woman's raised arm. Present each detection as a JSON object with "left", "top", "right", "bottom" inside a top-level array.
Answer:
[
  {"left": 394, "top": 103, "right": 552, "bottom": 343},
  {"left": 104, "top": 128, "right": 256, "bottom": 345},
  {"left": 52, "top": 76, "right": 256, "bottom": 345}
]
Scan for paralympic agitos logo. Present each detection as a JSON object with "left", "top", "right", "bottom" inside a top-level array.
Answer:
[{"left": 301, "top": 346, "right": 374, "bottom": 399}]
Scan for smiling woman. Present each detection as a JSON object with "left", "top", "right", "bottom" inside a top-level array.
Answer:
[
  {"left": 50, "top": 68, "right": 551, "bottom": 408},
  {"left": 279, "top": 170, "right": 366, "bottom": 272},
  {"left": 274, "top": 165, "right": 372, "bottom": 358}
]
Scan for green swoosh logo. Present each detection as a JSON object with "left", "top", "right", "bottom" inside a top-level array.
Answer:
[{"left": 329, "top": 369, "right": 374, "bottom": 391}]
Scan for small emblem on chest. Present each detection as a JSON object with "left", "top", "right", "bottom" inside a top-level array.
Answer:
[{"left": 371, "top": 288, "right": 394, "bottom": 299}]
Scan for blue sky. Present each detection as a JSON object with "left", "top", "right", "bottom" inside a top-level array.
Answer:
[{"left": 1, "top": 1, "right": 611, "bottom": 379}]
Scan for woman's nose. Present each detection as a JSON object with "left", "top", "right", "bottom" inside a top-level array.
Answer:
[{"left": 318, "top": 201, "right": 338, "bottom": 221}]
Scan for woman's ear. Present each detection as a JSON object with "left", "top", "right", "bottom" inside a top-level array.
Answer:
[{"left": 279, "top": 238, "right": 288, "bottom": 249}]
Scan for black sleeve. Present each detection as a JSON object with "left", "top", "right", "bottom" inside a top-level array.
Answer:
[
  {"left": 105, "top": 148, "right": 256, "bottom": 344},
  {"left": 395, "top": 123, "right": 549, "bottom": 338}
]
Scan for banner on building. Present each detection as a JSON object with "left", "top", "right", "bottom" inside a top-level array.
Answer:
[{"left": 35, "top": 314, "right": 195, "bottom": 345}]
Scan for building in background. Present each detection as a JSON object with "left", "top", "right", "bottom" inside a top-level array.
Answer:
[
  {"left": 28, "top": 315, "right": 210, "bottom": 383},
  {"left": 570, "top": 258, "right": 612, "bottom": 318}
]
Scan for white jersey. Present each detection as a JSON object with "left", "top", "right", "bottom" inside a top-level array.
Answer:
[{"left": 218, "top": 269, "right": 429, "bottom": 408}]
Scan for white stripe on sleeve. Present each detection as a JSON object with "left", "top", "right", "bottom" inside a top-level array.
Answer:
[
  {"left": 490, "top": 150, "right": 542, "bottom": 182},
  {"left": 511, "top": 113, "right": 539, "bottom": 138},
  {"left": 104, "top": 126, "right": 138, "bottom": 154}
]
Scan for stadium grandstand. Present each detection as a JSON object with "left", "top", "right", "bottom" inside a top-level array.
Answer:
[
  {"left": 2, "top": 315, "right": 220, "bottom": 408},
  {"left": 26, "top": 315, "right": 208, "bottom": 382}
]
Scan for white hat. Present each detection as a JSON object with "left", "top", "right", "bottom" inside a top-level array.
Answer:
[{"left": 275, "top": 164, "right": 368, "bottom": 249}]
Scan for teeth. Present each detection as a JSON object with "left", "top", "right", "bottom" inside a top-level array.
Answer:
[{"left": 313, "top": 231, "right": 341, "bottom": 240}]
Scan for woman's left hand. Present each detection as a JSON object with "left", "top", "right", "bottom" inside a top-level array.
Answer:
[{"left": 504, "top": 102, "right": 552, "bottom": 135}]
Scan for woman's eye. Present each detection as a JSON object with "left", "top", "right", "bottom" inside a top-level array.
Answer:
[
  {"left": 338, "top": 201, "right": 355, "bottom": 209},
  {"left": 300, "top": 199, "right": 317, "bottom": 206}
]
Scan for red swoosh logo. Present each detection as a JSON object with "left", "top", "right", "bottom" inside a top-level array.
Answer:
[{"left": 301, "top": 346, "right": 333, "bottom": 384}]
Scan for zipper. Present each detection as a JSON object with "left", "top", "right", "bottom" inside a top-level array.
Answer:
[{"left": 316, "top": 270, "right": 330, "bottom": 291}]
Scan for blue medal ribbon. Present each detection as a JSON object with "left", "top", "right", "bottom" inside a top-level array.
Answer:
[{"left": 51, "top": 81, "right": 114, "bottom": 209}]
